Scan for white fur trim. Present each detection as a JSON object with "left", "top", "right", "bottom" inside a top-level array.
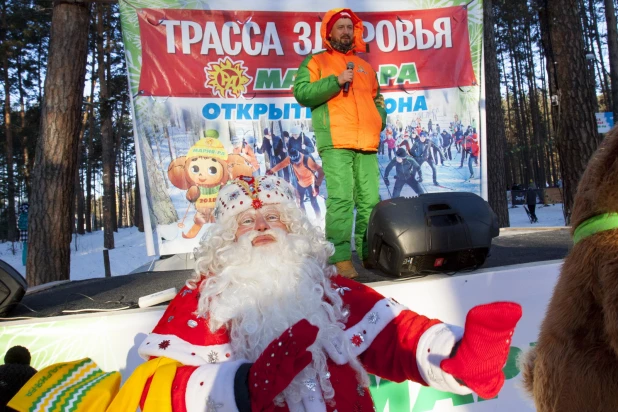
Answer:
[
  {"left": 214, "top": 175, "right": 297, "bottom": 222},
  {"left": 345, "top": 297, "right": 405, "bottom": 358},
  {"left": 185, "top": 360, "right": 247, "bottom": 412},
  {"left": 138, "top": 333, "right": 234, "bottom": 366},
  {"left": 416, "top": 323, "right": 472, "bottom": 395}
]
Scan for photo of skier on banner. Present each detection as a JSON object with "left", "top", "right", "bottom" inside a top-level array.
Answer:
[
  {"left": 231, "top": 135, "right": 259, "bottom": 175},
  {"left": 267, "top": 148, "right": 324, "bottom": 220},
  {"left": 383, "top": 148, "right": 426, "bottom": 198},
  {"left": 410, "top": 132, "right": 439, "bottom": 186}
]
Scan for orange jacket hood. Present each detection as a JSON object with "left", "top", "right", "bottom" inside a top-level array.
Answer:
[{"left": 321, "top": 8, "right": 366, "bottom": 54}]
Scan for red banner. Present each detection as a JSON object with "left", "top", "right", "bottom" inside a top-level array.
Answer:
[{"left": 137, "top": 7, "right": 476, "bottom": 98}]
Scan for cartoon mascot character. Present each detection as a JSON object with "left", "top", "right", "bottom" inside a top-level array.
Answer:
[{"left": 167, "top": 131, "right": 229, "bottom": 239}]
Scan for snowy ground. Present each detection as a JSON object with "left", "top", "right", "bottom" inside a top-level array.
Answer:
[
  {"left": 508, "top": 203, "right": 567, "bottom": 227},
  {"left": 0, "top": 202, "right": 567, "bottom": 282},
  {"left": 0, "top": 227, "right": 153, "bottom": 282}
]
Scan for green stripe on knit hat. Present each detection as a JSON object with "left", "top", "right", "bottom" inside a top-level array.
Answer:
[{"left": 573, "top": 213, "right": 618, "bottom": 244}]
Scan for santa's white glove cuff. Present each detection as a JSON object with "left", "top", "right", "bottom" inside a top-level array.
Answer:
[
  {"left": 416, "top": 323, "right": 472, "bottom": 395},
  {"left": 185, "top": 360, "right": 248, "bottom": 411}
]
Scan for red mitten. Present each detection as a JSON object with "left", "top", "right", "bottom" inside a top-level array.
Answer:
[
  {"left": 440, "top": 302, "right": 522, "bottom": 399},
  {"left": 249, "top": 319, "right": 319, "bottom": 412}
]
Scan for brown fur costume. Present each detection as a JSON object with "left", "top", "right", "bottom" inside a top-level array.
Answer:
[{"left": 520, "top": 126, "right": 618, "bottom": 411}]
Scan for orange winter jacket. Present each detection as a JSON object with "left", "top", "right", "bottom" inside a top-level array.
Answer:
[
  {"left": 293, "top": 8, "right": 387, "bottom": 153},
  {"left": 270, "top": 154, "right": 325, "bottom": 188}
]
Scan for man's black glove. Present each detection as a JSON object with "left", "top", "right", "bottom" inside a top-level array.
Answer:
[{"left": 384, "top": 177, "right": 390, "bottom": 186}]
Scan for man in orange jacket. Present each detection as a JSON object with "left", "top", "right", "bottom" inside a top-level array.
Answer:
[{"left": 294, "top": 8, "right": 387, "bottom": 278}]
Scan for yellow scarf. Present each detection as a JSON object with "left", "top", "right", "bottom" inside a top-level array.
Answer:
[{"left": 106, "top": 357, "right": 180, "bottom": 412}]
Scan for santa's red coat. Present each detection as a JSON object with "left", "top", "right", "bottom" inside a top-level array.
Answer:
[{"left": 137, "top": 275, "right": 470, "bottom": 411}]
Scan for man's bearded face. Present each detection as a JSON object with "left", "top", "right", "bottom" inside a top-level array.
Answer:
[
  {"left": 235, "top": 205, "right": 289, "bottom": 246},
  {"left": 329, "top": 18, "right": 354, "bottom": 52},
  {"left": 330, "top": 17, "right": 353, "bottom": 44}
]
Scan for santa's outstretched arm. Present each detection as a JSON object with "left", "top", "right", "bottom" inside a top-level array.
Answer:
[{"left": 332, "top": 276, "right": 522, "bottom": 399}]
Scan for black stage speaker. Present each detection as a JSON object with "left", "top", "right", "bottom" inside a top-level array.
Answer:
[
  {"left": 0, "top": 260, "right": 27, "bottom": 316},
  {"left": 367, "top": 192, "right": 499, "bottom": 278}
]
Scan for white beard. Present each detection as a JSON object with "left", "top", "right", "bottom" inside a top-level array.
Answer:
[{"left": 196, "top": 228, "right": 367, "bottom": 404}]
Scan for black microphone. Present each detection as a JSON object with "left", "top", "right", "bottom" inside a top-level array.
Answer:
[{"left": 343, "top": 62, "right": 354, "bottom": 93}]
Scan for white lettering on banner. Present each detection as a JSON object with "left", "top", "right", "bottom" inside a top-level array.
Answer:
[
  {"left": 160, "top": 18, "right": 452, "bottom": 56},
  {"left": 221, "top": 22, "right": 241, "bottom": 55},
  {"left": 434, "top": 17, "right": 452, "bottom": 48},
  {"left": 293, "top": 21, "right": 312, "bottom": 55},
  {"left": 373, "top": 19, "right": 454, "bottom": 53},
  {"left": 396, "top": 20, "right": 415, "bottom": 51},
  {"left": 416, "top": 19, "right": 434, "bottom": 50},
  {"left": 161, "top": 20, "right": 180, "bottom": 53},
  {"left": 242, "top": 22, "right": 261, "bottom": 56},
  {"left": 293, "top": 22, "right": 324, "bottom": 55},
  {"left": 200, "top": 21, "right": 224, "bottom": 55},
  {"left": 363, "top": 21, "right": 375, "bottom": 43},
  {"left": 161, "top": 20, "right": 282, "bottom": 56},
  {"left": 312, "top": 22, "right": 324, "bottom": 53},
  {"left": 376, "top": 20, "right": 397, "bottom": 52},
  {"left": 181, "top": 21, "right": 203, "bottom": 54},
  {"left": 262, "top": 22, "right": 284, "bottom": 55}
]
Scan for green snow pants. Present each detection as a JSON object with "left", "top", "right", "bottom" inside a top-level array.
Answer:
[{"left": 320, "top": 148, "right": 380, "bottom": 263}]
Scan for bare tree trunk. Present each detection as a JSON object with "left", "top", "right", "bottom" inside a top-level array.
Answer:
[
  {"left": 27, "top": 1, "right": 89, "bottom": 286},
  {"left": 74, "top": 96, "right": 90, "bottom": 235},
  {"left": 586, "top": 0, "right": 610, "bottom": 106},
  {"left": 92, "top": 177, "right": 97, "bottom": 231},
  {"left": 508, "top": 42, "right": 531, "bottom": 184},
  {"left": 579, "top": 0, "right": 600, "bottom": 116},
  {"left": 134, "top": 180, "right": 144, "bottom": 232},
  {"left": 544, "top": 0, "right": 599, "bottom": 224},
  {"left": 117, "top": 146, "right": 124, "bottom": 228},
  {"left": 605, "top": 0, "right": 618, "bottom": 120},
  {"left": 114, "top": 97, "right": 128, "bottom": 229},
  {"left": 1, "top": 0, "right": 17, "bottom": 242},
  {"left": 96, "top": 4, "right": 114, "bottom": 248},
  {"left": 127, "top": 171, "right": 134, "bottom": 227},
  {"left": 538, "top": 3, "right": 559, "bottom": 131},
  {"left": 483, "top": 0, "right": 510, "bottom": 227},
  {"left": 85, "top": 56, "right": 96, "bottom": 232},
  {"left": 525, "top": 37, "right": 547, "bottom": 187},
  {"left": 16, "top": 52, "right": 31, "bottom": 200}
]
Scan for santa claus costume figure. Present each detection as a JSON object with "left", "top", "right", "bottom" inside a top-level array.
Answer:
[{"left": 109, "top": 175, "right": 522, "bottom": 412}]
